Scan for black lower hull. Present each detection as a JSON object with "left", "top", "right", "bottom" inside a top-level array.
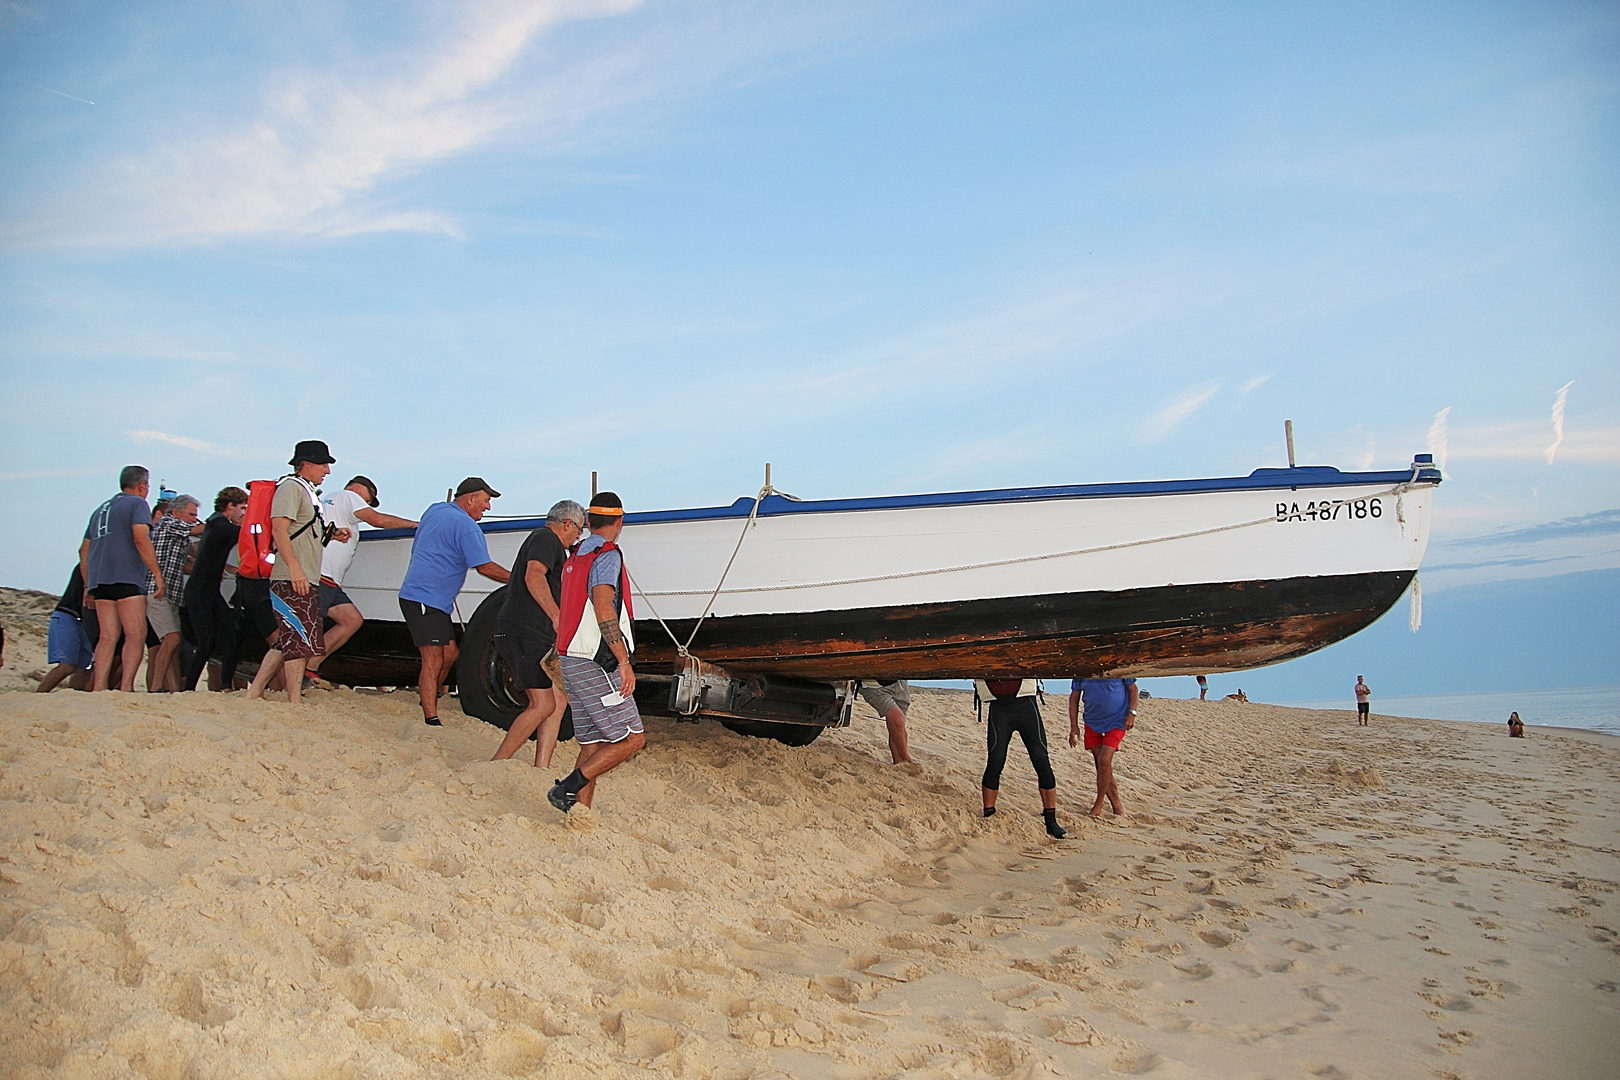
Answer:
[{"left": 312, "top": 570, "right": 1412, "bottom": 685}]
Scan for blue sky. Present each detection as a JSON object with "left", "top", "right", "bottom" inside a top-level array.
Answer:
[{"left": 3, "top": 1, "right": 1617, "bottom": 615}]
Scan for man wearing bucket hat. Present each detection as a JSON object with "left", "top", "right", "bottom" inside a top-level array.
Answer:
[
  {"left": 398, "top": 478, "right": 510, "bottom": 725},
  {"left": 246, "top": 440, "right": 351, "bottom": 704}
]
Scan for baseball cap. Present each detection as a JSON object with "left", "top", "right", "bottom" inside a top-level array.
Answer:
[
  {"left": 348, "top": 475, "right": 380, "bottom": 507},
  {"left": 455, "top": 477, "right": 501, "bottom": 499}
]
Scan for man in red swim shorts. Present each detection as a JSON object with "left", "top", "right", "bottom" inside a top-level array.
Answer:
[{"left": 1068, "top": 677, "right": 1138, "bottom": 817}]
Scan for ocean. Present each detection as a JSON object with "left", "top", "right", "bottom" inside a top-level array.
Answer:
[{"left": 1277, "top": 685, "right": 1620, "bottom": 738}]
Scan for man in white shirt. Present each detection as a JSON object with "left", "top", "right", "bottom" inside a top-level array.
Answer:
[{"left": 304, "top": 475, "right": 417, "bottom": 688}]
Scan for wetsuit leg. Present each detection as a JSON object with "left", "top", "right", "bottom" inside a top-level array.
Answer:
[
  {"left": 181, "top": 589, "right": 213, "bottom": 691},
  {"left": 1011, "top": 697, "right": 1057, "bottom": 789},
  {"left": 981, "top": 699, "right": 1016, "bottom": 791}
]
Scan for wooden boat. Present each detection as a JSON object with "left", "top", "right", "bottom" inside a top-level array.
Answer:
[{"left": 320, "top": 455, "right": 1439, "bottom": 736}]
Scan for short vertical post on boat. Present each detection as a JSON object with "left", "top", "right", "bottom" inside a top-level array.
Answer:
[
  {"left": 765, "top": 462, "right": 771, "bottom": 491},
  {"left": 1285, "top": 420, "right": 1296, "bottom": 468},
  {"left": 591, "top": 471, "right": 598, "bottom": 498}
]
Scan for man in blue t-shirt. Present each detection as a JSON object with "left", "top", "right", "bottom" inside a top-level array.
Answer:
[
  {"left": 79, "top": 465, "right": 164, "bottom": 692},
  {"left": 1067, "top": 677, "right": 1138, "bottom": 818},
  {"left": 398, "top": 478, "right": 511, "bottom": 725}
]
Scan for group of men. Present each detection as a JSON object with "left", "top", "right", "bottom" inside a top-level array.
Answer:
[
  {"left": 49, "top": 443, "right": 416, "bottom": 700},
  {"left": 386, "top": 479, "right": 646, "bottom": 813},
  {"left": 59, "top": 446, "right": 1148, "bottom": 825}
]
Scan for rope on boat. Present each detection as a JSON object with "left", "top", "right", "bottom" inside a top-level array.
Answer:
[
  {"left": 627, "top": 481, "right": 778, "bottom": 660},
  {"left": 635, "top": 465, "right": 1429, "bottom": 601}
]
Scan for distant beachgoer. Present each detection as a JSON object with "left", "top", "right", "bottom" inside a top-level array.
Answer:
[
  {"left": 548, "top": 492, "right": 645, "bottom": 813},
  {"left": 1354, "top": 676, "right": 1371, "bottom": 725},
  {"left": 304, "top": 476, "right": 418, "bottom": 690},
  {"left": 398, "top": 477, "right": 511, "bottom": 725},
  {"left": 1069, "top": 677, "right": 1138, "bottom": 817},
  {"left": 246, "top": 442, "right": 352, "bottom": 705},
  {"left": 1196, "top": 674, "right": 1208, "bottom": 701},
  {"left": 491, "top": 499, "right": 586, "bottom": 768},
  {"left": 976, "top": 679, "right": 1064, "bottom": 838},
  {"left": 860, "top": 680, "right": 917, "bottom": 766},
  {"left": 38, "top": 565, "right": 94, "bottom": 693},
  {"left": 80, "top": 466, "right": 163, "bottom": 692},
  {"left": 1508, "top": 711, "right": 1525, "bottom": 738},
  {"left": 181, "top": 487, "right": 248, "bottom": 691}
]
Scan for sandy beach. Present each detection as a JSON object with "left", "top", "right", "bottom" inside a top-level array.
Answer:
[{"left": 1, "top": 597, "right": 1616, "bottom": 1078}]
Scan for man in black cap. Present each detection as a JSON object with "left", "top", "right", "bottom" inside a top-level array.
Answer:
[
  {"left": 303, "top": 475, "right": 418, "bottom": 689},
  {"left": 398, "top": 478, "right": 510, "bottom": 725},
  {"left": 246, "top": 440, "right": 351, "bottom": 704}
]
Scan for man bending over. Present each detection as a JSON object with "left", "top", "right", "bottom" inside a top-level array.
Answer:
[{"left": 397, "top": 478, "right": 510, "bottom": 725}]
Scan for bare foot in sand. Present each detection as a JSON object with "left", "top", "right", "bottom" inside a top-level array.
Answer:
[{"left": 896, "top": 761, "right": 924, "bottom": 777}]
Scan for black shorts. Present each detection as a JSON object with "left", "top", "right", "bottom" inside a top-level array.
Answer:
[
  {"left": 1357, "top": 701, "right": 1370, "bottom": 715},
  {"left": 494, "top": 631, "right": 554, "bottom": 691},
  {"left": 234, "top": 578, "right": 277, "bottom": 642},
  {"left": 318, "top": 581, "right": 355, "bottom": 615},
  {"left": 90, "top": 583, "right": 142, "bottom": 602},
  {"left": 400, "top": 599, "right": 455, "bottom": 647}
]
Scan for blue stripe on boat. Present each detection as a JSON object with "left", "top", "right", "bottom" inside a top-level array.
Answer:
[{"left": 361, "top": 463, "right": 1444, "bottom": 540}]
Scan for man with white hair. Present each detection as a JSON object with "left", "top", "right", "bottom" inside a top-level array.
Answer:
[
  {"left": 490, "top": 498, "right": 586, "bottom": 768},
  {"left": 146, "top": 492, "right": 202, "bottom": 692}
]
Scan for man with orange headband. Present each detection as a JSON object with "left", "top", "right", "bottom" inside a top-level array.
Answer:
[{"left": 547, "top": 491, "right": 644, "bottom": 813}]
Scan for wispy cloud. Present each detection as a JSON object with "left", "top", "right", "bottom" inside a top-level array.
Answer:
[
  {"left": 1546, "top": 381, "right": 1573, "bottom": 464},
  {"left": 130, "top": 430, "right": 238, "bottom": 455},
  {"left": 1446, "top": 422, "right": 1620, "bottom": 464},
  {"left": 1449, "top": 508, "right": 1620, "bottom": 549},
  {"left": 1141, "top": 382, "right": 1221, "bottom": 442},
  {"left": 1423, "top": 554, "right": 1585, "bottom": 572},
  {"left": 8, "top": 0, "right": 644, "bottom": 246},
  {"left": 790, "top": 266, "right": 1215, "bottom": 400},
  {"left": 1426, "top": 406, "right": 1451, "bottom": 474},
  {"left": 1240, "top": 374, "right": 1271, "bottom": 393}
]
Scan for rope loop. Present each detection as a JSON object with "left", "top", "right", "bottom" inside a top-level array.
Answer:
[{"left": 626, "top": 481, "right": 777, "bottom": 660}]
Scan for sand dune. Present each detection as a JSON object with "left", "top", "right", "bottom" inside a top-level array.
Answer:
[{"left": 1, "top": 624, "right": 1616, "bottom": 1077}]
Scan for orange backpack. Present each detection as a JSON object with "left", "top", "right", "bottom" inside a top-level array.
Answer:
[{"left": 237, "top": 479, "right": 278, "bottom": 579}]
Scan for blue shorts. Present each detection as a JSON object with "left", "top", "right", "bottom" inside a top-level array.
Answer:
[{"left": 48, "top": 610, "right": 94, "bottom": 668}]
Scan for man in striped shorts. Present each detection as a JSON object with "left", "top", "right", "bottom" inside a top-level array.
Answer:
[{"left": 547, "top": 492, "right": 644, "bottom": 813}]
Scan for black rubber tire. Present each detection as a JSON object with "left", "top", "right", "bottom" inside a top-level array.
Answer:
[
  {"left": 719, "top": 718, "right": 825, "bottom": 747},
  {"left": 457, "top": 588, "right": 573, "bottom": 742}
]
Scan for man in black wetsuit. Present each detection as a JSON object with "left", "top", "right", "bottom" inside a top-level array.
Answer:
[
  {"left": 976, "top": 679, "right": 1065, "bottom": 839},
  {"left": 182, "top": 486, "right": 249, "bottom": 691}
]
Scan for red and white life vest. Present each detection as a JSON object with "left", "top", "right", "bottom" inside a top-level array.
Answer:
[{"left": 556, "top": 540, "right": 635, "bottom": 666}]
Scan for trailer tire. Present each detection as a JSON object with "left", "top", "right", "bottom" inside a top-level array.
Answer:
[
  {"left": 719, "top": 719, "right": 824, "bottom": 747},
  {"left": 457, "top": 588, "right": 574, "bottom": 743}
]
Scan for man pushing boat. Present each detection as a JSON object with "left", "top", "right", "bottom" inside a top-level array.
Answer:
[{"left": 548, "top": 492, "right": 646, "bottom": 813}]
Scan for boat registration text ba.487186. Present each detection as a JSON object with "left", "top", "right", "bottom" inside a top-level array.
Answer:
[{"left": 1276, "top": 497, "right": 1382, "bottom": 523}]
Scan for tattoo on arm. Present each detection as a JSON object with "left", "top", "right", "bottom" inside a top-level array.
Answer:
[{"left": 597, "top": 618, "right": 624, "bottom": 646}]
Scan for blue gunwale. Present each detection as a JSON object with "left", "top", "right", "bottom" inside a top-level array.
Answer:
[{"left": 361, "top": 462, "right": 1442, "bottom": 541}]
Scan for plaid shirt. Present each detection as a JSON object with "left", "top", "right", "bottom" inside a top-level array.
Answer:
[{"left": 146, "top": 514, "right": 193, "bottom": 597}]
